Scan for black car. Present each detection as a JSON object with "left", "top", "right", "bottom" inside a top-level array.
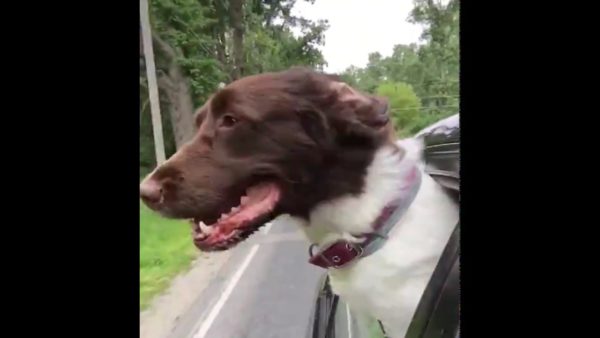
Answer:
[{"left": 306, "top": 114, "right": 460, "bottom": 338}]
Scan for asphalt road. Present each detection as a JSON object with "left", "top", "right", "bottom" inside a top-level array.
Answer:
[{"left": 168, "top": 218, "right": 326, "bottom": 338}]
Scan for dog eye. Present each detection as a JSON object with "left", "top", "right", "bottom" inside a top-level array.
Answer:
[{"left": 220, "top": 114, "right": 238, "bottom": 128}]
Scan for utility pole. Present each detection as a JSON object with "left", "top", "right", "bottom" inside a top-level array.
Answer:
[{"left": 140, "top": 0, "right": 166, "bottom": 165}]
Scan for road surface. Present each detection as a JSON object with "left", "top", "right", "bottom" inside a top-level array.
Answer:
[{"left": 168, "top": 218, "right": 326, "bottom": 338}]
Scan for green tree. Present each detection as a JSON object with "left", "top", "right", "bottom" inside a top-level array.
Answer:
[
  {"left": 409, "top": 0, "right": 459, "bottom": 113},
  {"left": 338, "top": 0, "right": 459, "bottom": 136},
  {"left": 375, "top": 82, "right": 421, "bottom": 136}
]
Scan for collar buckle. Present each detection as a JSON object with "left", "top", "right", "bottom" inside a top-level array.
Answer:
[{"left": 310, "top": 240, "right": 364, "bottom": 269}]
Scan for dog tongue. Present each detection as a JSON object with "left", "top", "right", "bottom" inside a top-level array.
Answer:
[
  {"left": 216, "top": 182, "right": 280, "bottom": 232},
  {"left": 245, "top": 183, "right": 278, "bottom": 205}
]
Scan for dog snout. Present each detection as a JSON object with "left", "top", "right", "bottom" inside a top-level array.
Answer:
[
  {"left": 358, "top": 96, "right": 389, "bottom": 128},
  {"left": 140, "top": 176, "right": 164, "bottom": 208}
]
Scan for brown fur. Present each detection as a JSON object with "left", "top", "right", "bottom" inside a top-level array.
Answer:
[{"left": 141, "top": 67, "right": 396, "bottom": 232}]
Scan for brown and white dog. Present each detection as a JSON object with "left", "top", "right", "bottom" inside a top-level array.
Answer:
[{"left": 140, "top": 67, "right": 458, "bottom": 337}]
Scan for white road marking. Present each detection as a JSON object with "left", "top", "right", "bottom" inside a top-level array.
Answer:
[
  {"left": 192, "top": 244, "right": 261, "bottom": 338},
  {"left": 191, "top": 221, "right": 278, "bottom": 337},
  {"left": 346, "top": 304, "right": 353, "bottom": 338},
  {"left": 262, "top": 222, "right": 273, "bottom": 235}
]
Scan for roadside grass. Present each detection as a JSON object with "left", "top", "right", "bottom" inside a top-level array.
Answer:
[
  {"left": 368, "top": 319, "right": 386, "bottom": 338},
  {"left": 140, "top": 202, "right": 199, "bottom": 310}
]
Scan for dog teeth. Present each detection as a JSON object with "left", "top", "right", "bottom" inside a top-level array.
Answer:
[
  {"left": 232, "top": 207, "right": 240, "bottom": 213},
  {"left": 240, "top": 196, "right": 249, "bottom": 205},
  {"left": 199, "top": 221, "right": 214, "bottom": 234}
]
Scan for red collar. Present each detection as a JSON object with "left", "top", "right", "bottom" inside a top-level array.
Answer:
[{"left": 308, "top": 166, "right": 421, "bottom": 269}]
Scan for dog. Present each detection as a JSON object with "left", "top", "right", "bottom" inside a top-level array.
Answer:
[{"left": 140, "top": 67, "right": 458, "bottom": 337}]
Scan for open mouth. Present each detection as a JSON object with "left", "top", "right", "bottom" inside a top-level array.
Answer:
[{"left": 191, "top": 182, "right": 281, "bottom": 251}]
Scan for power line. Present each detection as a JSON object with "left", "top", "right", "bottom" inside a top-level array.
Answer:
[
  {"left": 419, "top": 94, "right": 459, "bottom": 100},
  {"left": 389, "top": 105, "right": 459, "bottom": 112}
]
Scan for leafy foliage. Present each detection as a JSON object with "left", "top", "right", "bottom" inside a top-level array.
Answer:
[
  {"left": 340, "top": 0, "right": 459, "bottom": 136},
  {"left": 375, "top": 82, "right": 421, "bottom": 136},
  {"left": 149, "top": 0, "right": 227, "bottom": 105}
]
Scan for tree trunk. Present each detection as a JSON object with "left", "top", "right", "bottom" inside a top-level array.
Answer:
[
  {"left": 152, "top": 34, "right": 196, "bottom": 149},
  {"left": 230, "top": 0, "right": 245, "bottom": 80},
  {"left": 216, "top": 32, "right": 227, "bottom": 65},
  {"left": 160, "top": 65, "right": 196, "bottom": 149},
  {"left": 213, "top": 0, "right": 231, "bottom": 81},
  {"left": 213, "top": 0, "right": 226, "bottom": 62}
]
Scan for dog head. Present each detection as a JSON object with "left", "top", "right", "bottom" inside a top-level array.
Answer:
[{"left": 140, "top": 67, "right": 396, "bottom": 251}]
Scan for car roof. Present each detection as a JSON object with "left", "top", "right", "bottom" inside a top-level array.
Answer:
[{"left": 415, "top": 113, "right": 459, "bottom": 138}]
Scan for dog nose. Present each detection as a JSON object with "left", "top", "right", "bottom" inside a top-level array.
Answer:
[{"left": 140, "top": 177, "right": 163, "bottom": 206}]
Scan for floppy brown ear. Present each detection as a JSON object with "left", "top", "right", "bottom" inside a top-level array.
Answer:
[
  {"left": 326, "top": 81, "right": 396, "bottom": 144},
  {"left": 297, "top": 108, "right": 333, "bottom": 149}
]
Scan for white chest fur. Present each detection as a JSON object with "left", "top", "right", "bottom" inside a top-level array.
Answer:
[{"left": 289, "top": 140, "right": 459, "bottom": 338}]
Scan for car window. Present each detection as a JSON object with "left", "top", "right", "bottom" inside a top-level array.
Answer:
[{"left": 332, "top": 298, "right": 386, "bottom": 338}]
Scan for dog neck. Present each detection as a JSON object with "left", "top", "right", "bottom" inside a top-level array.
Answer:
[{"left": 296, "top": 138, "right": 424, "bottom": 248}]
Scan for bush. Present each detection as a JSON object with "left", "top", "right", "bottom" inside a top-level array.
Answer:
[{"left": 375, "top": 82, "right": 421, "bottom": 136}]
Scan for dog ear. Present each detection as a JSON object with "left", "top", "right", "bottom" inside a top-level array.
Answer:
[
  {"left": 297, "top": 108, "right": 333, "bottom": 149},
  {"left": 326, "top": 81, "right": 396, "bottom": 145}
]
